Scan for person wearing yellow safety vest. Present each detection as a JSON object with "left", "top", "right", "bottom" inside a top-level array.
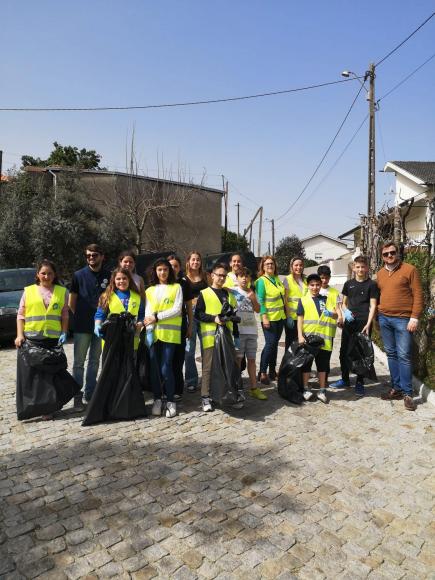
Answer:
[
  {"left": 297, "top": 273, "right": 338, "bottom": 404},
  {"left": 144, "top": 258, "right": 183, "bottom": 418},
  {"left": 224, "top": 253, "right": 250, "bottom": 289},
  {"left": 94, "top": 267, "right": 144, "bottom": 352},
  {"left": 195, "top": 262, "right": 241, "bottom": 412},
  {"left": 283, "top": 257, "right": 308, "bottom": 351},
  {"left": 15, "top": 259, "right": 70, "bottom": 420},
  {"left": 255, "top": 256, "right": 287, "bottom": 385}
]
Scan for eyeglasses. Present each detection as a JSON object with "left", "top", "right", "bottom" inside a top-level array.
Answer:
[
  {"left": 382, "top": 250, "right": 397, "bottom": 257},
  {"left": 86, "top": 253, "right": 100, "bottom": 259},
  {"left": 213, "top": 273, "right": 226, "bottom": 278},
  {"left": 264, "top": 262, "right": 274, "bottom": 266}
]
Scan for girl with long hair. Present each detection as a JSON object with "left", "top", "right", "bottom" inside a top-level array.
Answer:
[
  {"left": 118, "top": 250, "right": 145, "bottom": 299},
  {"left": 283, "top": 257, "right": 308, "bottom": 350}
]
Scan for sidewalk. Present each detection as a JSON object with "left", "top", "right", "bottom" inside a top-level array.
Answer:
[{"left": 0, "top": 328, "right": 433, "bottom": 579}]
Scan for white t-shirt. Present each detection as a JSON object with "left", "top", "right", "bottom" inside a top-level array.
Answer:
[{"left": 229, "top": 287, "right": 257, "bottom": 335}]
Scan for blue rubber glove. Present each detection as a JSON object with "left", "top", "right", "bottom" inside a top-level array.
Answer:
[
  {"left": 343, "top": 308, "right": 355, "bottom": 322},
  {"left": 58, "top": 332, "right": 67, "bottom": 346},
  {"left": 94, "top": 323, "right": 103, "bottom": 338},
  {"left": 234, "top": 337, "right": 241, "bottom": 350},
  {"left": 323, "top": 309, "right": 333, "bottom": 317},
  {"left": 285, "top": 317, "right": 295, "bottom": 330},
  {"left": 145, "top": 327, "right": 154, "bottom": 348}
]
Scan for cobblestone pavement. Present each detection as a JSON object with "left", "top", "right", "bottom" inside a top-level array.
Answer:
[{"left": 0, "top": 330, "right": 434, "bottom": 580}]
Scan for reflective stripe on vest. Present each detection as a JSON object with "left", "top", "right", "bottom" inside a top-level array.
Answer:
[
  {"left": 300, "top": 295, "right": 335, "bottom": 351},
  {"left": 257, "top": 276, "right": 286, "bottom": 322},
  {"left": 108, "top": 290, "right": 141, "bottom": 350},
  {"left": 200, "top": 287, "right": 236, "bottom": 350},
  {"left": 145, "top": 284, "right": 182, "bottom": 344},
  {"left": 286, "top": 275, "right": 308, "bottom": 320},
  {"left": 24, "top": 284, "right": 66, "bottom": 339}
]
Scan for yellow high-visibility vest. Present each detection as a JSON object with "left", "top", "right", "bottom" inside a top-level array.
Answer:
[
  {"left": 200, "top": 287, "right": 237, "bottom": 350},
  {"left": 224, "top": 272, "right": 251, "bottom": 289},
  {"left": 24, "top": 284, "right": 66, "bottom": 339},
  {"left": 107, "top": 290, "right": 141, "bottom": 350},
  {"left": 286, "top": 275, "right": 308, "bottom": 320},
  {"left": 300, "top": 294, "right": 337, "bottom": 351},
  {"left": 256, "top": 275, "right": 286, "bottom": 322},
  {"left": 145, "top": 284, "right": 182, "bottom": 344}
]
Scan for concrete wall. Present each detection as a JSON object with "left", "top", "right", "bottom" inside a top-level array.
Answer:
[
  {"left": 58, "top": 171, "right": 223, "bottom": 260},
  {"left": 304, "top": 257, "right": 351, "bottom": 292},
  {"left": 302, "top": 236, "right": 349, "bottom": 262}
]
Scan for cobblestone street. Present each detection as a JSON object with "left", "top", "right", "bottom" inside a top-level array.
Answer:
[{"left": 0, "top": 332, "right": 434, "bottom": 580}]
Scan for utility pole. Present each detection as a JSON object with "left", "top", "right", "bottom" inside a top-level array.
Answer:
[
  {"left": 257, "top": 207, "right": 263, "bottom": 257},
  {"left": 236, "top": 202, "right": 240, "bottom": 238},
  {"left": 367, "top": 62, "right": 378, "bottom": 273},
  {"left": 222, "top": 176, "right": 229, "bottom": 249},
  {"left": 271, "top": 218, "right": 275, "bottom": 255}
]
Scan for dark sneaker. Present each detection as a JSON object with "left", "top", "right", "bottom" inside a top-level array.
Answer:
[
  {"left": 269, "top": 369, "right": 277, "bottom": 381},
  {"left": 330, "top": 379, "right": 350, "bottom": 389},
  {"left": 355, "top": 382, "right": 365, "bottom": 398},
  {"left": 259, "top": 373, "right": 270, "bottom": 386},
  {"left": 381, "top": 388, "right": 404, "bottom": 400},
  {"left": 404, "top": 395, "right": 416, "bottom": 411},
  {"left": 73, "top": 395, "right": 85, "bottom": 411}
]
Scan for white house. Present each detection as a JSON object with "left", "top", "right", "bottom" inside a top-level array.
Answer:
[
  {"left": 301, "top": 233, "right": 352, "bottom": 263},
  {"left": 384, "top": 161, "right": 435, "bottom": 248}
]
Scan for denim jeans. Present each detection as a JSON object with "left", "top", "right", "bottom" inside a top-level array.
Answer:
[
  {"left": 260, "top": 319, "right": 284, "bottom": 373},
  {"left": 149, "top": 340, "right": 176, "bottom": 402},
  {"left": 378, "top": 314, "right": 413, "bottom": 396},
  {"left": 185, "top": 318, "right": 200, "bottom": 387},
  {"left": 72, "top": 333, "right": 102, "bottom": 400}
]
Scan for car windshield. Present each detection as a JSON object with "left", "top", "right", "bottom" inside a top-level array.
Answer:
[{"left": 0, "top": 270, "right": 35, "bottom": 292}]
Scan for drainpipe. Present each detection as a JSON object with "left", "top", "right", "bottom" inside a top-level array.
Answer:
[{"left": 48, "top": 169, "right": 57, "bottom": 201}]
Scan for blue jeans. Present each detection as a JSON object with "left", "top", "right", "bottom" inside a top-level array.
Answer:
[
  {"left": 72, "top": 333, "right": 102, "bottom": 399},
  {"left": 149, "top": 340, "right": 176, "bottom": 402},
  {"left": 185, "top": 318, "right": 200, "bottom": 387},
  {"left": 378, "top": 314, "right": 413, "bottom": 396},
  {"left": 260, "top": 319, "right": 284, "bottom": 374}
]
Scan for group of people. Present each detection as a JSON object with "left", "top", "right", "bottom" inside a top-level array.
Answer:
[{"left": 15, "top": 238, "right": 424, "bottom": 421}]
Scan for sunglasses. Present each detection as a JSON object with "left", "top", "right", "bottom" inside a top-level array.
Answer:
[
  {"left": 86, "top": 252, "right": 100, "bottom": 258},
  {"left": 382, "top": 250, "right": 397, "bottom": 257}
]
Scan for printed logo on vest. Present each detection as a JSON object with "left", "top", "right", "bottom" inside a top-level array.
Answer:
[{"left": 52, "top": 303, "right": 59, "bottom": 310}]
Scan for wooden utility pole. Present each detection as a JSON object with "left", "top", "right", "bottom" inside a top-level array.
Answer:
[
  {"left": 271, "top": 218, "right": 275, "bottom": 255},
  {"left": 243, "top": 207, "right": 263, "bottom": 256},
  {"left": 222, "top": 176, "right": 229, "bottom": 249},
  {"left": 257, "top": 207, "right": 263, "bottom": 257},
  {"left": 236, "top": 202, "right": 240, "bottom": 238},
  {"left": 367, "top": 63, "right": 378, "bottom": 273}
]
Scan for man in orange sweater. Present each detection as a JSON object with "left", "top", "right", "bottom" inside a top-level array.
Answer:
[{"left": 377, "top": 241, "right": 424, "bottom": 411}]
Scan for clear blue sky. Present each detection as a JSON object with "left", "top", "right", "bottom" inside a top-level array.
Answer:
[{"left": 1, "top": 1, "right": 434, "bottom": 252}]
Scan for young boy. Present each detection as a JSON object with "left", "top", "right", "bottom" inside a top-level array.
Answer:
[
  {"left": 297, "top": 273, "right": 338, "bottom": 403},
  {"left": 330, "top": 256, "right": 379, "bottom": 398},
  {"left": 195, "top": 263, "right": 241, "bottom": 411},
  {"left": 229, "top": 267, "right": 267, "bottom": 400}
]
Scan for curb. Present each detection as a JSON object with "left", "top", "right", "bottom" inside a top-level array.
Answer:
[{"left": 372, "top": 342, "right": 435, "bottom": 408}]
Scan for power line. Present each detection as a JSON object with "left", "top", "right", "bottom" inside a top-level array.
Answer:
[
  {"left": 274, "top": 82, "right": 365, "bottom": 223},
  {"left": 0, "top": 77, "right": 362, "bottom": 112},
  {"left": 378, "top": 51, "right": 435, "bottom": 102},
  {"left": 375, "top": 12, "right": 435, "bottom": 67},
  {"left": 265, "top": 114, "right": 368, "bottom": 234}
]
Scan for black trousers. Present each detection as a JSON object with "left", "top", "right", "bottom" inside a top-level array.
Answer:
[
  {"left": 339, "top": 319, "right": 367, "bottom": 383},
  {"left": 173, "top": 340, "right": 186, "bottom": 396}
]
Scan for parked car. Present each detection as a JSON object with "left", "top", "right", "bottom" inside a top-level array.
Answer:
[{"left": 0, "top": 268, "right": 36, "bottom": 342}]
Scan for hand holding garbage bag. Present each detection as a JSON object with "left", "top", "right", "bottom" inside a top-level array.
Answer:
[{"left": 347, "top": 331, "right": 377, "bottom": 381}]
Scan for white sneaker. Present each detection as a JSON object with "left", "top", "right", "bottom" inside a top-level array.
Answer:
[
  {"left": 303, "top": 389, "right": 314, "bottom": 401},
  {"left": 202, "top": 397, "right": 213, "bottom": 412},
  {"left": 152, "top": 399, "right": 162, "bottom": 416},
  {"left": 317, "top": 390, "right": 328, "bottom": 404},
  {"left": 165, "top": 401, "right": 177, "bottom": 418}
]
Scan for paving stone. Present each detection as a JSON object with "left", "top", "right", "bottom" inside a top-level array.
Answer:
[
  {"left": 181, "top": 549, "right": 204, "bottom": 569},
  {"left": 131, "top": 565, "right": 159, "bottom": 579},
  {"left": 36, "top": 522, "right": 66, "bottom": 541}
]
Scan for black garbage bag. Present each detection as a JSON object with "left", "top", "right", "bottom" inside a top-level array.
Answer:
[
  {"left": 16, "top": 338, "right": 80, "bottom": 420},
  {"left": 210, "top": 325, "right": 239, "bottom": 406},
  {"left": 136, "top": 329, "right": 151, "bottom": 392},
  {"left": 82, "top": 312, "right": 147, "bottom": 426},
  {"left": 348, "top": 332, "right": 377, "bottom": 381}
]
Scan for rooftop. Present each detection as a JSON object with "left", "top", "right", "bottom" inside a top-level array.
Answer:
[{"left": 384, "top": 161, "right": 435, "bottom": 185}]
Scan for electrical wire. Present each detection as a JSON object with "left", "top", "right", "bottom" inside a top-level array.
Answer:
[
  {"left": 378, "top": 51, "right": 435, "bottom": 102},
  {"left": 274, "top": 82, "right": 365, "bottom": 223},
  {"left": 0, "top": 77, "right": 362, "bottom": 112},
  {"left": 375, "top": 12, "right": 435, "bottom": 67}
]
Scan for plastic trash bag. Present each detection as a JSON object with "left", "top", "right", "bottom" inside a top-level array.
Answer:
[
  {"left": 136, "top": 329, "right": 151, "bottom": 392},
  {"left": 348, "top": 332, "right": 377, "bottom": 381},
  {"left": 210, "top": 325, "right": 240, "bottom": 406},
  {"left": 82, "top": 312, "right": 147, "bottom": 426},
  {"left": 16, "top": 338, "right": 80, "bottom": 420}
]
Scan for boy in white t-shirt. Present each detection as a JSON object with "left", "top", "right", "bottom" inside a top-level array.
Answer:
[{"left": 229, "top": 268, "right": 267, "bottom": 400}]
